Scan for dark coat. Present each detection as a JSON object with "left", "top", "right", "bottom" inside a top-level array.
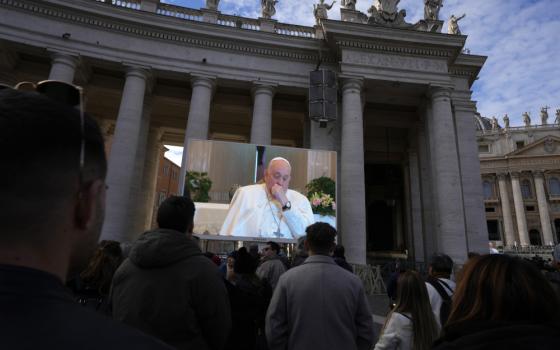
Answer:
[
  {"left": 433, "top": 320, "right": 560, "bottom": 350},
  {"left": 333, "top": 256, "right": 353, "bottom": 273},
  {"left": 111, "top": 229, "right": 231, "bottom": 350},
  {"left": 0, "top": 265, "right": 171, "bottom": 350},
  {"left": 225, "top": 274, "right": 271, "bottom": 350}
]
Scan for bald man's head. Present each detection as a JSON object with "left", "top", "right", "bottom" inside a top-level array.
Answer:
[{"left": 265, "top": 157, "right": 292, "bottom": 194}]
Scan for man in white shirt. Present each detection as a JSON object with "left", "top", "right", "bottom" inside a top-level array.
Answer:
[
  {"left": 425, "top": 253, "right": 455, "bottom": 328},
  {"left": 219, "top": 157, "right": 314, "bottom": 239}
]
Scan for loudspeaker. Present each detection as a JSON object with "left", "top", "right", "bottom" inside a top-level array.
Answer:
[{"left": 309, "top": 70, "right": 337, "bottom": 127}]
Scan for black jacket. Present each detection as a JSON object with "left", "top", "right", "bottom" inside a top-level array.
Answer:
[
  {"left": 433, "top": 320, "right": 560, "bottom": 350},
  {"left": 0, "top": 265, "right": 171, "bottom": 350},
  {"left": 225, "top": 274, "right": 271, "bottom": 350},
  {"left": 111, "top": 229, "right": 231, "bottom": 350}
]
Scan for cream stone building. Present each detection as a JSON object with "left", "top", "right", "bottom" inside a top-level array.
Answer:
[
  {"left": 0, "top": 0, "right": 489, "bottom": 264},
  {"left": 476, "top": 112, "right": 560, "bottom": 247}
]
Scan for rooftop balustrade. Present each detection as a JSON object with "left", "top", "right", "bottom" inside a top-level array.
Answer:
[{"left": 92, "top": 0, "right": 316, "bottom": 39}]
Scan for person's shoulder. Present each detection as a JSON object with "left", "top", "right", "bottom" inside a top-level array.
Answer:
[
  {"left": 391, "top": 312, "right": 413, "bottom": 325},
  {"left": 59, "top": 304, "right": 173, "bottom": 349},
  {"left": 96, "top": 318, "right": 173, "bottom": 349},
  {"left": 240, "top": 183, "right": 264, "bottom": 194}
]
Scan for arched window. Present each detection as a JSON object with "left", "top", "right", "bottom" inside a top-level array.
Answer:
[
  {"left": 548, "top": 177, "right": 560, "bottom": 196},
  {"left": 482, "top": 180, "right": 493, "bottom": 200},
  {"left": 521, "top": 179, "right": 532, "bottom": 199}
]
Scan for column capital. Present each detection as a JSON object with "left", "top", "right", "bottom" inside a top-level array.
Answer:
[
  {"left": 190, "top": 73, "right": 216, "bottom": 91},
  {"left": 497, "top": 172, "right": 509, "bottom": 181},
  {"left": 452, "top": 98, "right": 477, "bottom": 113},
  {"left": 123, "top": 65, "right": 151, "bottom": 81},
  {"left": 532, "top": 170, "right": 545, "bottom": 179},
  {"left": 510, "top": 171, "right": 521, "bottom": 179},
  {"left": 48, "top": 50, "right": 80, "bottom": 66},
  {"left": 428, "top": 85, "right": 452, "bottom": 100},
  {"left": 340, "top": 76, "right": 363, "bottom": 93},
  {"left": 251, "top": 82, "right": 277, "bottom": 98}
]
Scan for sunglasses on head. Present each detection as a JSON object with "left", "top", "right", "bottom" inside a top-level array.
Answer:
[{"left": 2, "top": 80, "right": 86, "bottom": 185}]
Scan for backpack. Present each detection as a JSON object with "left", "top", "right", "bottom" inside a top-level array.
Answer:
[{"left": 427, "top": 276, "right": 453, "bottom": 326}]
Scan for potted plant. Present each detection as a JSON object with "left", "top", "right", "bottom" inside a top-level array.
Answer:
[
  {"left": 185, "top": 171, "right": 212, "bottom": 202},
  {"left": 306, "top": 177, "right": 336, "bottom": 226}
]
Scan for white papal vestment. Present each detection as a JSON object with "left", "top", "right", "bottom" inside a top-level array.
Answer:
[{"left": 219, "top": 184, "right": 315, "bottom": 239}]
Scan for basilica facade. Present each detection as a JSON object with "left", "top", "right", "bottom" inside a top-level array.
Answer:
[
  {"left": 476, "top": 113, "right": 560, "bottom": 248},
  {"left": 0, "top": 0, "right": 488, "bottom": 264}
]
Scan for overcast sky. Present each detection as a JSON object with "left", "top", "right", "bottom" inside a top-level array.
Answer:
[{"left": 161, "top": 0, "right": 560, "bottom": 165}]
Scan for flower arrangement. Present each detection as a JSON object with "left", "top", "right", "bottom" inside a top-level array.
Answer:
[
  {"left": 306, "top": 176, "right": 336, "bottom": 216},
  {"left": 186, "top": 171, "right": 212, "bottom": 202}
]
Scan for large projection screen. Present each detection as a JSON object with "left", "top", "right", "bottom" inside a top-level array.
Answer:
[{"left": 185, "top": 139, "right": 337, "bottom": 243}]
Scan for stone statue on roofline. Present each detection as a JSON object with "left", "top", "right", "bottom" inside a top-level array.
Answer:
[
  {"left": 503, "top": 114, "right": 510, "bottom": 129},
  {"left": 540, "top": 106, "right": 549, "bottom": 125},
  {"left": 261, "top": 0, "right": 278, "bottom": 19},
  {"left": 522, "top": 112, "right": 531, "bottom": 127},
  {"left": 424, "top": 0, "right": 443, "bottom": 20},
  {"left": 556, "top": 109, "right": 560, "bottom": 125},
  {"left": 448, "top": 13, "right": 466, "bottom": 34},
  {"left": 205, "top": 0, "right": 219, "bottom": 11},
  {"left": 314, "top": 0, "right": 336, "bottom": 25},
  {"left": 341, "top": 0, "right": 357, "bottom": 10},
  {"left": 368, "top": 0, "right": 409, "bottom": 27},
  {"left": 491, "top": 116, "right": 499, "bottom": 131}
]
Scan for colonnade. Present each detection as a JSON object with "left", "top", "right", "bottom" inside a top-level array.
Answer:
[
  {"left": 42, "top": 51, "right": 374, "bottom": 258},
  {"left": 493, "top": 171, "right": 555, "bottom": 246},
  {"left": 38, "top": 50, "right": 488, "bottom": 264}
]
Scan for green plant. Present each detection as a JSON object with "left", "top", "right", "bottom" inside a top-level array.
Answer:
[
  {"left": 185, "top": 171, "right": 212, "bottom": 202},
  {"left": 306, "top": 177, "right": 336, "bottom": 216}
]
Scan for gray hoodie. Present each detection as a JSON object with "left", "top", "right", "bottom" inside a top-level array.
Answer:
[{"left": 111, "top": 228, "right": 231, "bottom": 350}]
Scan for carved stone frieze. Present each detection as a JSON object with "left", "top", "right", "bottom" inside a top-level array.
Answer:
[
  {"left": 341, "top": 50, "right": 447, "bottom": 73},
  {"left": 336, "top": 40, "right": 452, "bottom": 58}
]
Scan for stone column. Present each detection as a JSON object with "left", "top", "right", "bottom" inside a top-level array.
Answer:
[
  {"left": 510, "top": 172, "right": 530, "bottom": 246},
  {"left": 128, "top": 97, "right": 153, "bottom": 237},
  {"left": 250, "top": 82, "right": 276, "bottom": 145},
  {"left": 141, "top": 127, "right": 164, "bottom": 231},
  {"left": 497, "top": 173, "right": 516, "bottom": 246},
  {"left": 418, "top": 120, "right": 437, "bottom": 258},
  {"left": 178, "top": 74, "right": 215, "bottom": 194},
  {"left": 407, "top": 128, "right": 425, "bottom": 263},
  {"left": 48, "top": 52, "right": 79, "bottom": 83},
  {"left": 340, "top": 77, "right": 366, "bottom": 265},
  {"left": 534, "top": 171, "right": 555, "bottom": 245},
  {"left": 427, "top": 87, "right": 467, "bottom": 261},
  {"left": 452, "top": 100, "right": 488, "bottom": 253},
  {"left": 101, "top": 66, "right": 150, "bottom": 242}
]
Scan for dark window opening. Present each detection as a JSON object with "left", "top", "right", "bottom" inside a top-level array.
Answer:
[
  {"left": 485, "top": 207, "right": 496, "bottom": 213},
  {"left": 529, "top": 229, "right": 542, "bottom": 246},
  {"left": 526, "top": 205, "right": 535, "bottom": 211},
  {"left": 487, "top": 220, "right": 500, "bottom": 241}
]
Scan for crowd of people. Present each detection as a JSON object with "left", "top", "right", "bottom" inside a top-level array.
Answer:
[{"left": 1, "top": 87, "right": 560, "bottom": 349}]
